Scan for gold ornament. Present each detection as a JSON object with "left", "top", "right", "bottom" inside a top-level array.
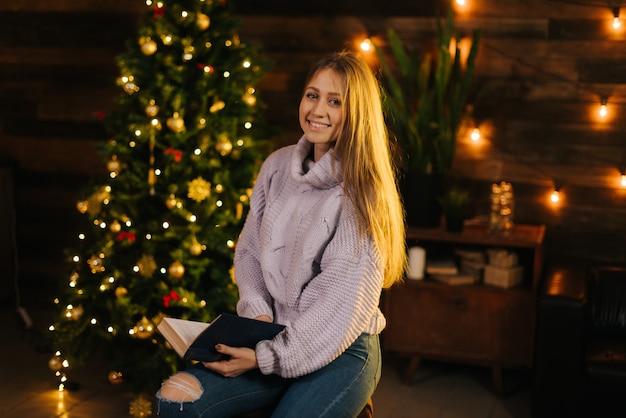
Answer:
[
  {"left": 148, "top": 168, "right": 157, "bottom": 186},
  {"left": 145, "top": 100, "right": 159, "bottom": 117},
  {"left": 236, "top": 202, "right": 243, "bottom": 220},
  {"left": 137, "top": 254, "right": 157, "bottom": 278},
  {"left": 129, "top": 395, "right": 153, "bottom": 418},
  {"left": 139, "top": 37, "right": 157, "bottom": 55},
  {"left": 187, "top": 177, "right": 211, "bottom": 202},
  {"left": 216, "top": 134, "right": 233, "bottom": 156},
  {"left": 166, "top": 112, "right": 186, "bottom": 133},
  {"left": 133, "top": 316, "right": 154, "bottom": 339},
  {"left": 86, "top": 187, "right": 111, "bottom": 216},
  {"left": 168, "top": 261, "right": 185, "bottom": 280},
  {"left": 76, "top": 200, "right": 89, "bottom": 214},
  {"left": 88, "top": 254, "right": 105, "bottom": 273},
  {"left": 189, "top": 240, "right": 205, "bottom": 256},
  {"left": 107, "top": 156, "right": 121, "bottom": 174},
  {"left": 165, "top": 194, "right": 179, "bottom": 209},
  {"left": 160, "top": 33, "right": 173, "bottom": 45},
  {"left": 110, "top": 220, "right": 122, "bottom": 233},
  {"left": 242, "top": 92, "right": 256, "bottom": 106},
  {"left": 108, "top": 370, "right": 123, "bottom": 385},
  {"left": 209, "top": 99, "right": 225, "bottom": 113},
  {"left": 196, "top": 13, "right": 211, "bottom": 30},
  {"left": 48, "top": 354, "right": 63, "bottom": 372},
  {"left": 118, "top": 74, "right": 139, "bottom": 94},
  {"left": 115, "top": 286, "right": 128, "bottom": 299}
]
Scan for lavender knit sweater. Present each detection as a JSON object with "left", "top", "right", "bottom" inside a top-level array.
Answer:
[{"left": 234, "top": 135, "right": 386, "bottom": 378}]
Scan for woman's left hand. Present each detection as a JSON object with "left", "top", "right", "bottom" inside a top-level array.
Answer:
[{"left": 202, "top": 344, "right": 258, "bottom": 377}]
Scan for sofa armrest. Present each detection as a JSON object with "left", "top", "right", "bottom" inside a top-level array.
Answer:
[
  {"left": 532, "top": 261, "right": 588, "bottom": 418},
  {"left": 541, "top": 262, "right": 587, "bottom": 302}
]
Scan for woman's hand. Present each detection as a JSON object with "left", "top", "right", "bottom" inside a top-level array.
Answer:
[
  {"left": 255, "top": 315, "right": 272, "bottom": 322},
  {"left": 202, "top": 344, "right": 258, "bottom": 377}
]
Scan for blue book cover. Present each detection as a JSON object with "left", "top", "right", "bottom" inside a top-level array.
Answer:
[{"left": 162, "top": 312, "right": 285, "bottom": 362}]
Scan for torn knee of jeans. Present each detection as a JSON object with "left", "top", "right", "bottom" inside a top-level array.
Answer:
[{"left": 158, "top": 372, "right": 203, "bottom": 402}]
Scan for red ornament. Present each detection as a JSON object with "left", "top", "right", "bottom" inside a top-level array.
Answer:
[
  {"left": 153, "top": 4, "right": 165, "bottom": 18},
  {"left": 92, "top": 111, "right": 106, "bottom": 121},
  {"left": 116, "top": 231, "right": 136, "bottom": 242},
  {"left": 198, "top": 63, "right": 214, "bottom": 74},
  {"left": 164, "top": 147, "right": 182, "bottom": 162},
  {"left": 162, "top": 290, "right": 181, "bottom": 307}
]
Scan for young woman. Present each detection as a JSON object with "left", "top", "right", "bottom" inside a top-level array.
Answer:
[{"left": 156, "top": 51, "right": 406, "bottom": 418}]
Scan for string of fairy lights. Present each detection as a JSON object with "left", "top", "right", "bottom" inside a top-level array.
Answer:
[{"left": 356, "top": 0, "right": 626, "bottom": 206}]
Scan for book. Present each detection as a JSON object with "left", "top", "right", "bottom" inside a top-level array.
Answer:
[
  {"left": 426, "top": 258, "right": 458, "bottom": 275},
  {"left": 157, "top": 312, "right": 286, "bottom": 362},
  {"left": 429, "top": 272, "right": 477, "bottom": 286}
]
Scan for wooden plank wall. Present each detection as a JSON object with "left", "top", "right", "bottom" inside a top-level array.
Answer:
[{"left": 1, "top": 0, "right": 625, "bottom": 286}]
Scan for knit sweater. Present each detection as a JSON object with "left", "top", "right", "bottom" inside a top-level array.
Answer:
[{"left": 234, "top": 135, "right": 386, "bottom": 378}]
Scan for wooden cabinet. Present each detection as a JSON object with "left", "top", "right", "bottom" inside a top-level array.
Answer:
[{"left": 383, "top": 223, "right": 545, "bottom": 393}]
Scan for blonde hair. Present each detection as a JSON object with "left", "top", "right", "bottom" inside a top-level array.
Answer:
[{"left": 304, "top": 51, "right": 406, "bottom": 288}]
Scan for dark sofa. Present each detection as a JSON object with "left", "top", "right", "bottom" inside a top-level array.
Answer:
[{"left": 533, "top": 262, "right": 626, "bottom": 418}]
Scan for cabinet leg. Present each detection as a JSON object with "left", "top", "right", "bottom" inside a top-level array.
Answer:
[
  {"left": 402, "top": 355, "right": 421, "bottom": 385},
  {"left": 491, "top": 365, "right": 504, "bottom": 396}
]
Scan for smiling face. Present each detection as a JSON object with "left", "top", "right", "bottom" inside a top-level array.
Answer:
[{"left": 299, "top": 68, "right": 345, "bottom": 161}]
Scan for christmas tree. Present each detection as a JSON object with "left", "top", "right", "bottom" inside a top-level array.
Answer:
[{"left": 48, "top": 0, "right": 269, "bottom": 394}]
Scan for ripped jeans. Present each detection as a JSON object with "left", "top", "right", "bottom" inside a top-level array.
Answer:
[{"left": 156, "top": 333, "right": 381, "bottom": 418}]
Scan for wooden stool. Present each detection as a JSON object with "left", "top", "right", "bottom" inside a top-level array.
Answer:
[{"left": 235, "top": 398, "right": 374, "bottom": 417}]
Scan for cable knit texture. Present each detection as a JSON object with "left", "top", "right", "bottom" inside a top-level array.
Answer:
[{"left": 234, "top": 135, "right": 386, "bottom": 378}]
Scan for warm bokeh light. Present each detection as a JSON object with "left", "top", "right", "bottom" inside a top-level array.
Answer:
[
  {"left": 550, "top": 189, "right": 560, "bottom": 203},
  {"left": 470, "top": 127, "right": 481, "bottom": 141},
  {"left": 613, "top": 16, "right": 621, "bottom": 29},
  {"left": 360, "top": 38, "right": 372, "bottom": 52}
]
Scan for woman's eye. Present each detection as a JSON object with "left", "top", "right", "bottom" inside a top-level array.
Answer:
[
  {"left": 329, "top": 99, "right": 341, "bottom": 106},
  {"left": 306, "top": 92, "right": 318, "bottom": 100}
]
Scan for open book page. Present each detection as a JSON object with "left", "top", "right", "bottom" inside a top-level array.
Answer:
[
  {"left": 158, "top": 313, "right": 286, "bottom": 362},
  {"left": 157, "top": 317, "right": 210, "bottom": 357}
]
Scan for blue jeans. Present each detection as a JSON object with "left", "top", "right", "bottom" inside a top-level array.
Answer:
[{"left": 156, "top": 333, "right": 381, "bottom": 418}]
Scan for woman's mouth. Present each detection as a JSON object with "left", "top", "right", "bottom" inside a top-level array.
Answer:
[{"left": 308, "top": 120, "right": 330, "bottom": 129}]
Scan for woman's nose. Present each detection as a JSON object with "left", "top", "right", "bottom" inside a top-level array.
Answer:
[{"left": 311, "top": 100, "right": 326, "bottom": 115}]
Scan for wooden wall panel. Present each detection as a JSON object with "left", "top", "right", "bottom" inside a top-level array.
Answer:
[{"left": 2, "top": 0, "right": 626, "bottom": 286}]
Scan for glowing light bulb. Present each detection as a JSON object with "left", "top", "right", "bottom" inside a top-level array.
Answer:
[
  {"left": 599, "top": 103, "right": 608, "bottom": 117},
  {"left": 456, "top": 0, "right": 466, "bottom": 5},
  {"left": 613, "top": 8, "right": 621, "bottom": 29},
  {"left": 613, "top": 17, "right": 621, "bottom": 29},
  {"left": 470, "top": 127, "right": 481, "bottom": 141},
  {"left": 550, "top": 189, "right": 560, "bottom": 203},
  {"left": 360, "top": 38, "right": 372, "bottom": 52},
  {"left": 621, "top": 174, "right": 626, "bottom": 187}
]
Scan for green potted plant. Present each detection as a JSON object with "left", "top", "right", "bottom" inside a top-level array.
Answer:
[
  {"left": 439, "top": 187, "right": 470, "bottom": 232},
  {"left": 375, "top": 7, "right": 480, "bottom": 227}
]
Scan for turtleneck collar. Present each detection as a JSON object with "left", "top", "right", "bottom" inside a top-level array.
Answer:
[{"left": 290, "top": 135, "right": 342, "bottom": 190}]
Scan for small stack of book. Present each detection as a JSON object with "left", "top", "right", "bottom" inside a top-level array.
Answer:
[
  {"left": 426, "top": 256, "right": 476, "bottom": 286},
  {"left": 454, "top": 249, "right": 487, "bottom": 279}
]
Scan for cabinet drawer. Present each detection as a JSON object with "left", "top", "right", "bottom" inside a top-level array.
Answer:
[{"left": 383, "top": 280, "right": 535, "bottom": 367}]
